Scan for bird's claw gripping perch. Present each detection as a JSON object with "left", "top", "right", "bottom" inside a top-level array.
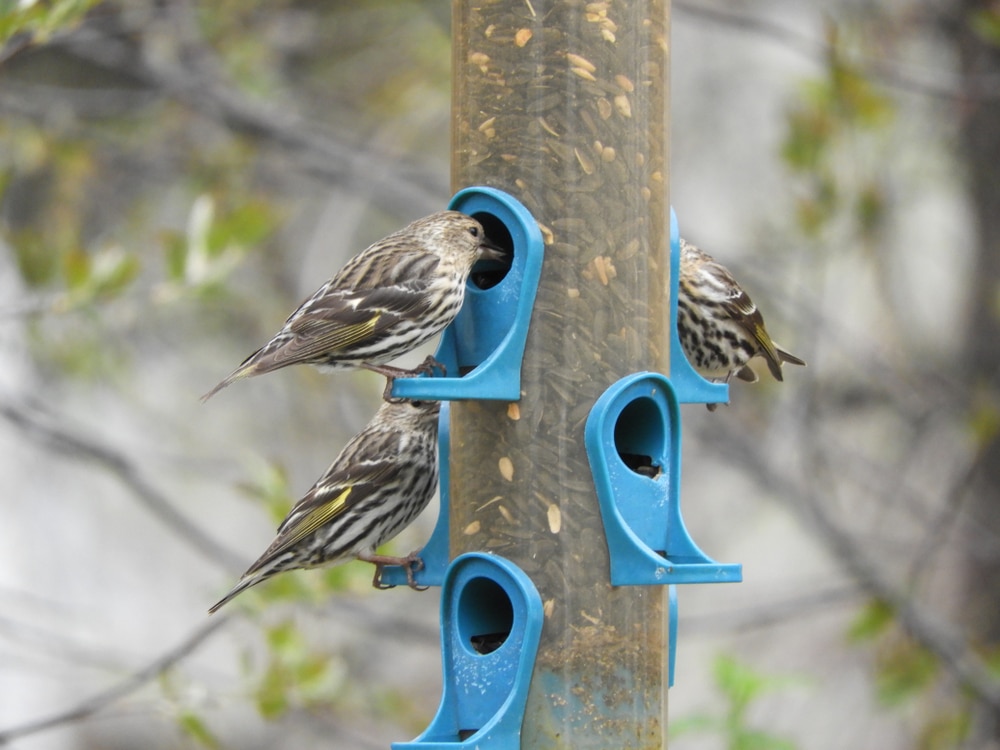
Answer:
[
  {"left": 365, "top": 357, "right": 447, "bottom": 401},
  {"left": 416, "top": 354, "right": 447, "bottom": 378},
  {"left": 366, "top": 551, "right": 427, "bottom": 591}
]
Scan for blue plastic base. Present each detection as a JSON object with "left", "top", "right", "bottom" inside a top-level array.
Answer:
[
  {"left": 392, "top": 553, "right": 542, "bottom": 750},
  {"left": 391, "top": 187, "right": 544, "bottom": 402},
  {"left": 585, "top": 372, "right": 742, "bottom": 586}
]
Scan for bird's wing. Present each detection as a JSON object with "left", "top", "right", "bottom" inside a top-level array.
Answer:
[
  {"left": 721, "top": 283, "right": 784, "bottom": 381},
  {"left": 333, "top": 244, "right": 442, "bottom": 291},
  {"left": 244, "top": 461, "right": 394, "bottom": 575},
  {"left": 279, "top": 281, "right": 436, "bottom": 359},
  {"left": 288, "top": 305, "right": 386, "bottom": 350},
  {"left": 358, "top": 281, "right": 438, "bottom": 318}
]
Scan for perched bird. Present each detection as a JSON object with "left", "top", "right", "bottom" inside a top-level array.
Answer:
[
  {"left": 209, "top": 398, "right": 440, "bottom": 613},
  {"left": 677, "top": 238, "right": 805, "bottom": 409},
  {"left": 203, "top": 211, "right": 505, "bottom": 401}
]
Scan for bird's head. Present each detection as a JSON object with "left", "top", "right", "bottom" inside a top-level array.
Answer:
[{"left": 416, "top": 211, "right": 509, "bottom": 269}]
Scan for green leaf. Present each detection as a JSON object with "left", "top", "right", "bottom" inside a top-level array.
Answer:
[
  {"left": 781, "top": 106, "right": 833, "bottom": 172},
  {"left": 255, "top": 661, "right": 291, "bottom": 719},
  {"left": 369, "top": 685, "right": 437, "bottom": 734},
  {"left": 795, "top": 196, "right": 829, "bottom": 238},
  {"left": 668, "top": 714, "right": 723, "bottom": 737},
  {"left": 177, "top": 711, "right": 221, "bottom": 750},
  {"left": 715, "top": 652, "right": 770, "bottom": 711},
  {"left": 89, "top": 248, "right": 140, "bottom": 299},
  {"left": 847, "top": 598, "right": 895, "bottom": 642},
  {"left": 874, "top": 637, "right": 938, "bottom": 706},
  {"left": 671, "top": 655, "right": 801, "bottom": 749},
  {"left": 713, "top": 653, "right": 802, "bottom": 718},
  {"left": 917, "top": 710, "right": 971, "bottom": 750},
  {"left": 830, "top": 60, "right": 894, "bottom": 127},
  {"left": 735, "top": 728, "right": 799, "bottom": 750},
  {"left": 322, "top": 562, "right": 366, "bottom": 592},
  {"left": 255, "top": 570, "right": 314, "bottom": 606},
  {"left": 295, "top": 654, "right": 341, "bottom": 706},
  {"left": 161, "top": 229, "right": 189, "bottom": 283},
  {"left": 252, "top": 619, "right": 342, "bottom": 718},
  {"left": 239, "top": 461, "right": 294, "bottom": 526},
  {"left": 60, "top": 246, "right": 141, "bottom": 306},
  {"left": 968, "top": 402, "right": 1000, "bottom": 449},
  {"left": 265, "top": 619, "right": 306, "bottom": 661},
  {"left": 9, "top": 228, "right": 60, "bottom": 286},
  {"left": 0, "top": 0, "right": 102, "bottom": 46},
  {"left": 62, "top": 247, "right": 91, "bottom": 290},
  {"left": 206, "top": 199, "right": 277, "bottom": 257},
  {"left": 984, "top": 645, "right": 1000, "bottom": 677},
  {"left": 970, "top": 8, "right": 1000, "bottom": 47},
  {"left": 856, "top": 182, "right": 886, "bottom": 238}
]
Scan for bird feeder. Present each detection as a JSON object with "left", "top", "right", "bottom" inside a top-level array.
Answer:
[{"left": 391, "top": 1, "right": 742, "bottom": 747}]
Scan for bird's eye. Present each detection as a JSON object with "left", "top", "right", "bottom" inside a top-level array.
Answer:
[
  {"left": 468, "top": 225, "right": 480, "bottom": 238},
  {"left": 411, "top": 400, "right": 425, "bottom": 407}
]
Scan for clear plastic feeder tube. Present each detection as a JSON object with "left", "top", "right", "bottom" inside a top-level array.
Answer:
[{"left": 450, "top": 2, "right": 671, "bottom": 748}]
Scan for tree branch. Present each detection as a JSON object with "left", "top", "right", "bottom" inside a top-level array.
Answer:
[
  {"left": 680, "top": 585, "right": 862, "bottom": 635},
  {"left": 0, "top": 397, "right": 245, "bottom": 573},
  {"left": 31, "top": 4, "right": 451, "bottom": 218},
  {"left": 701, "top": 419, "right": 1000, "bottom": 713},
  {"left": 674, "top": 0, "right": 1000, "bottom": 102},
  {"left": 0, "top": 614, "right": 232, "bottom": 745}
]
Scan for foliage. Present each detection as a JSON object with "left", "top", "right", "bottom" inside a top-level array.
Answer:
[
  {"left": 969, "top": 6, "right": 1000, "bottom": 47},
  {"left": 251, "top": 619, "right": 346, "bottom": 720},
  {"left": 776, "top": 12, "right": 992, "bottom": 748},
  {"left": 670, "top": 654, "right": 801, "bottom": 750},
  {"left": 0, "top": 0, "right": 101, "bottom": 47},
  {"left": 160, "top": 669, "right": 223, "bottom": 749},
  {"left": 780, "top": 21, "right": 894, "bottom": 242},
  {"left": 847, "top": 600, "right": 973, "bottom": 749},
  {"left": 0, "top": 2, "right": 449, "bottom": 745}
]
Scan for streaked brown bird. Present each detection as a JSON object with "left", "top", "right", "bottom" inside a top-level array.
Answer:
[
  {"left": 677, "top": 238, "right": 805, "bottom": 409},
  {"left": 203, "top": 211, "right": 505, "bottom": 401},
  {"left": 209, "top": 397, "right": 440, "bottom": 613}
]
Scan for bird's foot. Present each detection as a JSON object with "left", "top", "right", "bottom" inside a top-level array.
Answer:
[
  {"left": 359, "top": 550, "right": 427, "bottom": 591},
  {"left": 362, "top": 359, "right": 445, "bottom": 401},
  {"left": 415, "top": 355, "right": 447, "bottom": 377}
]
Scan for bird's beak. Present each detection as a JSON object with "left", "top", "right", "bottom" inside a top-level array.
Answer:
[{"left": 478, "top": 238, "right": 508, "bottom": 262}]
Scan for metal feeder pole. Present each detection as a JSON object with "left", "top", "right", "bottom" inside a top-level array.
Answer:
[{"left": 449, "top": 1, "right": 672, "bottom": 748}]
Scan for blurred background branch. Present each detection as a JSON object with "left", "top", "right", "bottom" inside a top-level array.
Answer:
[
  {"left": 0, "top": 395, "right": 245, "bottom": 572},
  {"left": 1, "top": 0, "right": 999, "bottom": 748},
  {"left": 0, "top": 615, "right": 233, "bottom": 746}
]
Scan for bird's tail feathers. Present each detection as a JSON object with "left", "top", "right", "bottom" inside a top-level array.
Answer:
[
  {"left": 751, "top": 339, "right": 806, "bottom": 383},
  {"left": 200, "top": 363, "right": 258, "bottom": 402},
  {"left": 776, "top": 345, "right": 806, "bottom": 368},
  {"left": 208, "top": 568, "right": 272, "bottom": 614}
]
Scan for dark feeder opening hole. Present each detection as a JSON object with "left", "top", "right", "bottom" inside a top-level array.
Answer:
[
  {"left": 614, "top": 397, "right": 664, "bottom": 480},
  {"left": 469, "top": 212, "right": 513, "bottom": 290},
  {"left": 457, "top": 576, "right": 514, "bottom": 656}
]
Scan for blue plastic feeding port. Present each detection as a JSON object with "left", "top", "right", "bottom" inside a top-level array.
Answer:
[
  {"left": 379, "top": 403, "right": 452, "bottom": 588},
  {"left": 584, "top": 372, "right": 742, "bottom": 586},
  {"left": 392, "top": 553, "right": 543, "bottom": 750},
  {"left": 668, "top": 208, "right": 729, "bottom": 408},
  {"left": 391, "top": 186, "right": 544, "bottom": 402}
]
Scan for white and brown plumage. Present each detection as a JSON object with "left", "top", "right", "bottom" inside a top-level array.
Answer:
[
  {"left": 677, "top": 238, "right": 805, "bottom": 408},
  {"left": 209, "top": 398, "right": 440, "bottom": 613},
  {"left": 203, "top": 211, "right": 505, "bottom": 401}
]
